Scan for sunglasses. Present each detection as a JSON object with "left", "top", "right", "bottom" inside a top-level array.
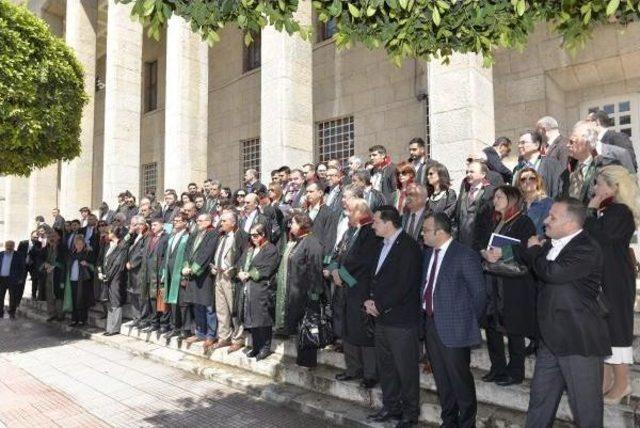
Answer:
[
  {"left": 519, "top": 176, "right": 537, "bottom": 182},
  {"left": 250, "top": 233, "right": 263, "bottom": 238},
  {"left": 237, "top": 194, "right": 246, "bottom": 197}
]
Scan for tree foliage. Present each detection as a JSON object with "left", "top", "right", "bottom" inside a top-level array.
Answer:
[
  {"left": 0, "top": 0, "right": 87, "bottom": 176},
  {"left": 120, "top": 0, "right": 640, "bottom": 66}
]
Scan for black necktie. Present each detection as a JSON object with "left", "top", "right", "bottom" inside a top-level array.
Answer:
[
  {"left": 216, "top": 234, "right": 228, "bottom": 268},
  {"left": 406, "top": 213, "right": 416, "bottom": 238}
]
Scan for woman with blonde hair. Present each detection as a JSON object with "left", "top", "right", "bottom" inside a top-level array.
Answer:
[
  {"left": 585, "top": 165, "right": 640, "bottom": 404},
  {"left": 514, "top": 167, "right": 553, "bottom": 236}
]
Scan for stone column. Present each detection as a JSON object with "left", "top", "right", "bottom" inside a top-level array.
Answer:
[
  {"left": 102, "top": 0, "right": 143, "bottom": 204},
  {"left": 2, "top": 176, "right": 31, "bottom": 244},
  {"left": 260, "top": 0, "right": 313, "bottom": 182},
  {"left": 164, "top": 15, "right": 208, "bottom": 191},
  {"left": 28, "top": 164, "right": 59, "bottom": 227},
  {"left": 60, "top": 0, "right": 97, "bottom": 214},
  {"left": 428, "top": 53, "right": 495, "bottom": 182}
]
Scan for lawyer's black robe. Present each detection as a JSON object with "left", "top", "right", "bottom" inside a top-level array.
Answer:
[
  {"left": 103, "top": 243, "right": 128, "bottom": 307},
  {"left": 182, "top": 229, "right": 218, "bottom": 307}
]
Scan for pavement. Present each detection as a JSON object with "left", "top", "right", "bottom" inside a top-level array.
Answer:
[{"left": 0, "top": 315, "right": 336, "bottom": 428}]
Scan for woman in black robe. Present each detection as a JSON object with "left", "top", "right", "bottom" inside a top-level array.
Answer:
[
  {"left": 480, "top": 185, "right": 537, "bottom": 386},
  {"left": 585, "top": 165, "right": 640, "bottom": 404},
  {"left": 425, "top": 162, "right": 457, "bottom": 218},
  {"left": 237, "top": 223, "right": 281, "bottom": 360},
  {"left": 65, "top": 236, "right": 95, "bottom": 326},
  {"left": 274, "top": 212, "right": 325, "bottom": 367},
  {"left": 329, "top": 198, "right": 381, "bottom": 388},
  {"left": 100, "top": 226, "right": 129, "bottom": 336}
]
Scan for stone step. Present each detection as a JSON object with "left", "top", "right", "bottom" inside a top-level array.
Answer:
[{"left": 18, "top": 298, "right": 633, "bottom": 426}]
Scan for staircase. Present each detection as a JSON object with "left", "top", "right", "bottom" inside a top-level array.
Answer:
[{"left": 17, "top": 296, "right": 640, "bottom": 427}]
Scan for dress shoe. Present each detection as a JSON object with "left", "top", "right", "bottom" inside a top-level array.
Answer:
[
  {"left": 395, "top": 419, "right": 417, "bottom": 428},
  {"left": 203, "top": 338, "right": 218, "bottom": 353},
  {"left": 164, "top": 330, "right": 180, "bottom": 339},
  {"left": 211, "top": 340, "right": 231, "bottom": 350},
  {"left": 335, "top": 372, "right": 361, "bottom": 382},
  {"left": 496, "top": 375, "right": 523, "bottom": 386},
  {"left": 103, "top": 332, "right": 119, "bottom": 336},
  {"left": 360, "top": 378, "right": 378, "bottom": 389},
  {"left": 481, "top": 370, "right": 500, "bottom": 382},
  {"left": 141, "top": 325, "right": 159, "bottom": 333},
  {"left": 255, "top": 349, "right": 272, "bottom": 361},
  {"left": 159, "top": 327, "right": 171, "bottom": 334},
  {"left": 246, "top": 348, "right": 259, "bottom": 358},
  {"left": 185, "top": 336, "right": 203, "bottom": 345},
  {"left": 227, "top": 343, "right": 244, "bottom": 354},
  {"left": 367, "top": 409, "right": 402, "bottom": 422},
  {"left": 69, "top": 321, "right": 79, "bottom": 327}
]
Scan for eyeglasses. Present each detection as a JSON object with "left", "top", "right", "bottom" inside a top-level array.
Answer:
[
  {"left": 519, "top": 176, "right": 537, "bottom": 182},
  {"left": 237, "top": 194, "right": 246, "bottom": 197},
  {"left": 400, "top": 172, "right": 413, "bottom": 176}
]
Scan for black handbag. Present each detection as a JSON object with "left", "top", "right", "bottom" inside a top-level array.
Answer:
[
  {"left": 298, "top": 304, "right": 334, "bottom": 350},
  {"left": 482, "top": 260, "right": 529, "bottom": 278}
]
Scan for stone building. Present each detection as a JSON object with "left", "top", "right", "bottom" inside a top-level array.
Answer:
[{"left": 2, "top": 0, "right": 640, "bottom": 243}]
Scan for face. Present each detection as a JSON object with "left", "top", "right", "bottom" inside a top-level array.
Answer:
[
  {"left": 348, "top": 159, "right": 361, "bottom": 171},
  {"left": 244, "top": 196, "right": 258, "bottom": 212},
  {"left": 271, "top": 173, "right": 280, "bottom": 183},
  {"left": 568, "top": 124, "right": 591, "bottom": 159},
  {"left": 219, "top": 215, "right": 235, "bottom": 233},
  {"left": 195, "top": 197, "right": 205, "bottom": 209},
  {"left": 220, "top": 189, "right": 230, "bottom": 198},
  {"left": 466, "top": 162, "right": 485, "bottom": 184},
  {"left": 278, "top": 171, "right": 289, "bottom": 182},
  {"left": 341, "top": 191, "right": 354, "bottom": 210},
  {"left": 399, "top": 170, "right": 414, "bottom": 185},
  {"left": 73, "top": 239, "right": 85, "bottom": 252},
  {"left": 140, "top": 206, "right": 150, "bottom": 217},
  {"left": 369, "top": 150, "right": 385, "bottom": 166},
  {"left": 290, "top": 218, "right": 301, "bottom": 236},
  {"left": 4, "top": 241, "right": 14, "bottom": 252},
  {"left": 422, "top": 217, "right": 438, "bottom": 247},
  {"left": 326, "top": 169, "right": 341, "bottom": 186},
  {"left": 372, "top": 212, "right": 391, "bottom": 237},
  {"left": 497, "top": 143, "right": 511, "bottom": 158},
  {"left": 408, "top": 143, "right": 425, "bottom": 160},
  {"left": 518, "top": 171, "right": 538, "bottom": 193},
  {"left": 172, "top": 217, "right": 186, "bottom": 231},
  {"left": 303, "top": 166, "right": 314, "bottom": 180},
  {"left": 427, "top": 167, "right": 439, "bottom": 186},
  {"left": 518, "top": 133, "right": 539, "bottom": 157},
  {"left": 87, "top": 215, "right": 98, "bottom": 227},
  {"left": 544, "top": 203, "right": 573, "bottom": 239},
  {"left": 135, "top": 221, "right": 147, "bottom": 235},
  {"left": 151, "top": 221, "right": 164, "bottom": 234},
  {"left": 351, "top": 176, "right": 364, "bottom": 187},
  {"left": 250, "top": 229, "right": 266, "bottom": 246},
  {"left": 52, "top": 209, "right": 59, "bottom": 217},
  {"left": 188, "top": 184, "right": 197, "bottom": 193},
  {"left": 593, "top": 175, "right": 616, "bottom": 200},
  {"left": 291, "top": 172, "right": 304, "bottom": 186},
  {"left": 406, "top": 189, "right": 425, "bottom": 211},
  {"left": 236, "top": 192, "right": 246, "bottom": 204},
  {"left": 126, "top": 195, "right": 135, "bottom": 204},
  {"left": 211, "top": 185, "right": 220, "bottom": 197},
  {"left": 71, "top": 222, "right": 80, "bottom": 232},
  {"left": 164, "top": 193, "right": 176, "bottom": 206},
  {"left": 183, "top": 203, "right": 196, "bottom": 219},
  {"left": 316, "top": 165, "right": 327, "bottom": 178},
  {"left": 492, "top": 189, "right": 509, "bottom": 214},
  {"left": 80, "top": 210, "right": 89, "bottom": 218},
  {"left": 182, "top": 195, "right": 191, "bottom": 204},
  {"left": 196, "top": 215, "right": 212, "bottom": 231},
  {"left": 203, "top": 182, "right": 212, "bottom": 193},
  {"left": 244, "top": 171, "right": 254, "bottom": 183},
  {"left": 306, "top": 185, "right": 323, "bottom": 205}
]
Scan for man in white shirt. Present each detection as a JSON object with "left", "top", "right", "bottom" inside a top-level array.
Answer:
[{"left": 0, "top": 241, "right": 26, "bottom": 320}]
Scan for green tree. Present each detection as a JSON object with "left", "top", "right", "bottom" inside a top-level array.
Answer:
[
  {"left": 120, "top": 0, "right": 639, "bottom": 66},
  {"left": 0, "top": 0, "right": 87, "bottom": 176}
]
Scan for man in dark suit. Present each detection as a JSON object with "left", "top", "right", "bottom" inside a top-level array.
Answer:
[
  {"left": 536, "top": 116, "right": 570, "bottom": 169},
  {"left": 81, "top": 214, "right": 100, "bottom": 259},
  {"left": 483, "top": 137, "right": 513, "bottom": 183},
  {"left": 240, "top": 193, "right": 271, "bottom": 241},
  {"left": 588, "top": 110, "right": 637, "bottom": 171},
  {"left": 51, "top": 208, "right": 65, "bottom": 231},
  {"left": 369, "top": 145, "right": 398, "bottom": 203},
  {"left": 421, "top": 213, "right": 486, "bottom": 428},
  {"left": 98, "top": 202, "right": 116, "bottom": 224},
  {"left": 126, "top": 215, "right": 149, "bottom": 327},
  {"left": 0, "top": 241, "right": 26, "bottom": 320},
  {"left": 366, "top": 206, "right": 422, "bottom": 427},
  {"left": 140, "top": 217, "right": 170, "bottom": 333},
  {"left": 524, "top": 197, "right": 610, "bottom": 427},
  {"left": 244, "top": 168, "right": 267, "bottom": 195},
  {"left": 454, "top": 160, "right": 495, "bottom": 251},
  {"left": 512, "top": 129, "right": 564, "bottom": 197},
  {"left": 306, "top": 183, "right": 337, "bottom": 257},
  {"left": 408, "top": 137, "right": 438, "bottom": 186},
  {"left": 325, "top": 166, "right": 343, "bottom": 212},
  {"left": 401, "top": 183, "right": 428, "bottom": 243},
  {"left": 351, "top": 170, "right": 386, "bottom": 211}
]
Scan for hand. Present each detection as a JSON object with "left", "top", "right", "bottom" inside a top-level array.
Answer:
[
  {"left": 181, "top": 267, "right": 192, "bottom": 276},
  {"left": 481, "top": 247, "right": 502, "bottom": 263},
  {"left": 363, "top": 299, "right": 380, "bottom": 317},
  {"left": 126, "top": 262, "right": 131, "bottom": 270},
  {"left": 588, "top": 193, "right": 604, "bottom": 209},
  {"left": 322, "top": 268, "right": 330, "bottom": 279},
  {"left": 528, "top": 236, "right": 545, "bottom": 248},
  {"left": 331, "top": 270, "right": 343, "bottom": 287},
  {"left": 238, "top": 271, "right": 249, "bottom": 281}
]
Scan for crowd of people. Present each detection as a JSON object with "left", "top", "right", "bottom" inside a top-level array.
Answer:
[{"left": 1, "top": 109, "right": 639, "bottom": 427}]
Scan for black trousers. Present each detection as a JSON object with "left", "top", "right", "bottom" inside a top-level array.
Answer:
[
  {"left": 0, "top": 277, "right": 20, "bottom": 316},
  {"left": 129, "top": 292, "right": 151, "bottom": 323},
  {"left": 70, "top": 281, "right": 88, "bottom": 323},
  {"left": 485, "top": 326, "right": 525, "bottom": 380},
  {"left": 344, "top": 341, "right": 377, "bottom": 380},
  {"left": 375, "top": 322, "right": 420, "bottom": 421},
  {"left": 425, "top": 316, "right": 476, "bottom": 428},
  {"left": 251, "top": 326, "right": 272, "bottom": 353}
]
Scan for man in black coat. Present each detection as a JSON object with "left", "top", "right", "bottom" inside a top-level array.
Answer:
[
  {"left": 126, "top": 215, "right": 149, "bottom": 327},
  {"left": 0, "top": 241, "right": 26, "bottom": 320},
  {"left": 588, "top": 110, "right": 637, "bottom": 171},
  {"left": 512, "top": 129, "right": 564, "bottom": 197},
  {"left": 537, "top": 116, "right": 570, "bottom": 169},
  {"left": 81, "top": 214, "right": 100, "bottom": 261},
  {"left": 351, "top": 170, "right": 386, "bottom": 211},
  {"left": 365, "top": 206, "right": 423, "bottom": 426},
  {"left": 454, "top": 161, "right": 495, "bottom": 251},
  {"left": 51, "top": 208, "right": 66, "bottom": 231},
  {"left": 306, "top": 183, "right": 337, "bottom": 258},
  {"left": 523, "top": 197, "right": 610, "bottom": 428},
  {"left": 483, "top": 137, "right": 513, "bottom": 183},
  {"left": 244, "top": 169, "right": 267, "bottom": 195},
  {"left": 239, "top": 194, "right": 271, "bottom": 241},
  {"left": 369, "top": 145, "right": 398, "bottom": 203},
  {"left": 401, "top": 184, "right": 428, "bottom": 243},
  {"left": 140, "top": 217, "right": 169, "bottom": 333},
  {"left": 325, "top": 166, "right": 344, "bottom": 213},
  {"left": 408, "top": 137, "right": 438, "bottom": 186},
  {"left": 98, "top": 202, "right": 116, "bottom": 224}
]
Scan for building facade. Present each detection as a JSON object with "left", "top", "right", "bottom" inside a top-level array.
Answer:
[{"left": 2, "top": 0, "right": 640, "bottom": 243}]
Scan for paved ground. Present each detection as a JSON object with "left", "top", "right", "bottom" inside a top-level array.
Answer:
[{"left": 0, "top": 314, "right": 335, "bottom": 428}]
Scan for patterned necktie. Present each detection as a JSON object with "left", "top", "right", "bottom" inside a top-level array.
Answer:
[{"left": 568, "top": 163, "right": 585, "bottom": 199}]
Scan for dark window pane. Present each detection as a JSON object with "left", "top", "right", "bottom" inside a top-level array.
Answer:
[
  {"left": 619, "top": 101, "right": 630, "bottom": 112},
  {"left": 603, "top": 104, "right": 615, "bottom": 114},
  {"left": 621, "top": 128, "right": 632, "bottom": 138},
  {"left": 620, "top": 115, "right": 631, "bottom": 125}
]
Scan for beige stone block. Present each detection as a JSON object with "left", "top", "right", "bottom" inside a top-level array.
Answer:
[
  {"left": 621, "top": 52, "right": 640, "bottom": 80},
  {"left": 506, "top": 75, "right": 545, "bottom": 103},
  {"left": 617, "top": 22, "right": 640, "bottom": 54}
]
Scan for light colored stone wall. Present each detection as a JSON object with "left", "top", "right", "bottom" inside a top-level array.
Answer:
[{"left": 208, "top": 26, "right": 260, "bottom": 190}]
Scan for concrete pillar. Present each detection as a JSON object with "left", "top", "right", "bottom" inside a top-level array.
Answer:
[
  {"left": 27, "top": 164, "right": 59, "bottom": 229},
  {"left": 163, "top": 15, "right": 208, "bottom": 191},
  {"left": 428, "top": 53, "right": 495, "bottom": 183},
  {"left": 102, "top": 0, "right": 143, "bottom": 204},
  {"left": 2, "top": 177, "right": 31, "bottom": 244},
  {"left": 260, "top": 0, "right": 313, "bottom": 182},
  {"left": 61, "top": 0, "right": 97, "bottom": 214}
]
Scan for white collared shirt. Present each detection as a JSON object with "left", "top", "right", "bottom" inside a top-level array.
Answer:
[
  {"left": 375, "top": 228, "right": 402, "bottom": 274},
  {"left": 422, "top": 238, "right": 453, "bottom": 310},
  {"left": 1, "top": 251, "right": 13, "bottom": 277},
  {"left": 334, "top": 213, "right": 350, "bottom": 250},
  {"left": 244, "top": 209, "right": 258, "bottom": 233},
  {"left": 546, "top": 229, "right": 583, "bottom": 261}
]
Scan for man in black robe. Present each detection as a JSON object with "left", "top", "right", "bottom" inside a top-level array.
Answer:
[
  {"left": 141, "top": 217, "right": 169, "bottom": 333},
  {"left": 126, "top": 215, "right": 148, "bottom": 327},
  {"left": 305, "top": 183, "right": 336, "bottom": 258}
]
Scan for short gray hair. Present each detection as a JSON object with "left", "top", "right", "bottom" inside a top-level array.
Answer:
[
  {"left": 573, "top": 120, "right": 599, "bottom": 150},
  {"left": 537, "top": 116, "right": 559, "bottom": 131}
]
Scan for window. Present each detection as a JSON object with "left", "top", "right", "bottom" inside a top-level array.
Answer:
[
  {"left": 317, "top": 18, "right": 337, "bottom": 42},
  {"left": 243, "top": 32, "right": 261, "bottom": 72},
  {"left": 240, "top": 138, "right": 261, "bottom": 182},
  {"left": 142, "top": 162, "right": 158, "bottom": 196},
  {"left": 144, "top": 60, "right": 158, "bottom": 112},
  {"left": 316, "top": 116, "right": 355, "bottom": 166},
  {"left": 582, "top": 96, "right": 639, "bottom": 141}
]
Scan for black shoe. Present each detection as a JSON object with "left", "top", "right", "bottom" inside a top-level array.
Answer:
[
  {"left": 159, "top": 327, "right": 171, "bottom": 334},
  {"left": 481, "top": 370, "right": 500, "bottom": 382},
  {"left": 491, "top": 373, "right": 510, "bottom": 384},
  {"left": 367, "top": 409, "right": 402, "bottom": 422},
  {"left": 247, "top": 349, "right": 259, "bottom": 358},
  {"left": 141, "top": 325, "right": 159, "bottom": 333},
  {"left": 496, "top": 375, "right": 523, "bottom": 386},
  {"left": 103, "top": 332, "right": 119, "bottom": 337},
  {"left": 69, "top": 321, "right": 79, "bottom": 327},
  {"left": 78, "top": 321, "right": 86, "bottom": 327},
  {"left": 335, "top": 372, "right": 362, "bottom": 382},
  {"left": 395, "top": 419, "right": 418, "bottom": 428},
  {"left": 525, "top": 340, "right": 538, "bottom": 356},
  {"left": 255, "top": 349, "right": 272, "bottom": 361},
  {"left": 164, "top": 330, "right": 180, "bottom": 338},
  {"left": 360, "top": 378, "right": 378, "bottom": 389}
]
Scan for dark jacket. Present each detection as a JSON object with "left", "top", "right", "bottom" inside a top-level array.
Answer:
[
  {"left": 455, "top": 182, "right": 495, "bottom": 251},
  {"left": 183, "top": 229, "right": 219, "bottom": 306},
  {"left": 246, "top": 180, "right": 267, "bottom": 195},
  {"left": 126, "top": 234, "right": 147, "bottom": 293},
  {"left": 143, "top": 232, "right": 169, "bottom": 298},
  {"left": 523, "top": 231, "right": 611, "bottom": 357},
  {"left": 0, "top": 250, "right": 26, "bottom": 285},
  {"left": 325, "top": 185, "right": 343, "bottom": 213},
  {"left": 371, "top": 163, "right": 398, "bottom": 203},
  {"left": 103, "top": 242, "right": 128, "bottom": 307},
  {"left": 370, "top": 231, "right": 422, "bottom": 327},
  {"left": 601, "top": 129, "right": 637, "bottom": 171},
  {"left": 544, "top": 134, "right": 570, "bottom": 170},
  {"left": 425, "top": 188, "right": 457, "bottom": 219},
  {"left": 402, "top": 209, "right": 428, "bottom": 243},
  {"left": 513, "top": 155, "right": 564, "bottom": 197},
  {"left": 310, "top": 204, "right": 337, "bottom": 258},
  {"left": 364, "top": 188, "right": 386, "bottom": 211},
  {"left": 423, "top": 239, "right": 486, "bottom": 347},
  {"left": 483, "top": 146, "right": 513, "bottom": 183}
]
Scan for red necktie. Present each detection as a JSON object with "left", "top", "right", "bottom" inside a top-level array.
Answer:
[{"left": 424, "top": 249, "right": 440, "bottom": 317}]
